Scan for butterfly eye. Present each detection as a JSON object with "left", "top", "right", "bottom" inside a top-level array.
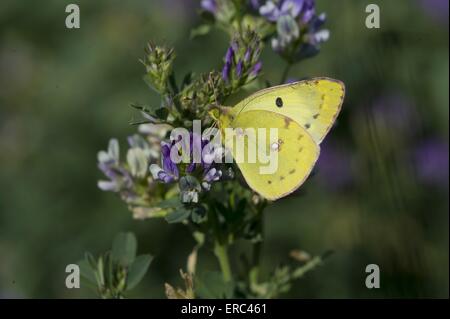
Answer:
[{"left": 275, "top": 97, "right": 283, "bottom": 107}]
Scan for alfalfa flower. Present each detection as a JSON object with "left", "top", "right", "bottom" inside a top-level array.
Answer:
[
  {"left": 150, "top": 131, "right": 229, "bottom": 203},
  {"left": 257, "top": 0, "right": 329, "bottom": 62},
  {"left": 221, "top": 30, "right": 262, "bottom": 90},
  {"left": 97, "top": 139, "right": 132, "bottom": 192}
]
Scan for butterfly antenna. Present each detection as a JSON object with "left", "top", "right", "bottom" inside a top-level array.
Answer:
[{"left": 229, "top": 89, "right": 259, "bottom": 126}]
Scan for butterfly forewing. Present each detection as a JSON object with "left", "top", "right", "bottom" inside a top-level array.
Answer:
[{"left": 231, "top": 78, "right": 345, "bottom": 144}]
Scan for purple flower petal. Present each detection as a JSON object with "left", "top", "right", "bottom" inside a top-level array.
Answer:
[
  {"left": 222, "top": 61, "right": 231, "bottom": 82},
  {"left": 201, "top": 0, "right": 217, "bottom": 13},
  {"left": 259, "top": 1, "right": 280, "bottom": 21},
  {"left": 250, "top": 61, "right": 262, "bottom": 76},
  {"left": 236, "top": 60, "right": 244, "bottom": 78},
  {"left": 98, "top": 180, "right": 119, "bottom": 192},
  {"left": 244, "top": 48, "right": 252, "bottom": 62},
  {"left": 224, "top": 46, "right": 235, "bottom": 65},
  {"left": 203, "top": 168, "right": 222, "bottom": 183},
  {"left": 299, "top": 0, "right": 315, "bottom": 24},
  {"left": 158, "top": 170, "right": 175, "bottom": 183},
  {"left": 250, "top": 0, "right": 263, "bottom": 10},
  {"left": 186, "top": 163, "right": 196, "bottom": 173},
  {"left": 281, "top": 0, "right": 304, "bottom": 18}
]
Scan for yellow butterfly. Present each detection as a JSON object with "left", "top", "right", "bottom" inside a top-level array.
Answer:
[{"left": 210, "top": 77, "right": 345, "bottom": 200}]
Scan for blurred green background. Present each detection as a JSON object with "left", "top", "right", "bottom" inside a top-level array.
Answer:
[{"left": 0, "top": 0, "right": 448, "bottom": 298}]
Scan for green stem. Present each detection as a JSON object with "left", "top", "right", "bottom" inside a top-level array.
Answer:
[
  {"left": 214, "top": 242, "right": 232, "bottom": 282},
  {"left": 280, "top": 62, "right": 292, "bottom": 85},
  {"left": 250, "top": 202, "right": 266, "bottom": 284}
]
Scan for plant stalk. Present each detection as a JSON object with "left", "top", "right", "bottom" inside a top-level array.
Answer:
[
  {"left": 214, "top": 242, "right": 232, "bottom": 282},
  {"left": 280, "top": 62, "right": 292, "bottom": 84}
]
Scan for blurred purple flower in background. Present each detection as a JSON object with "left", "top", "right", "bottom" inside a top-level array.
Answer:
[
  {"left": 249, "top": 0, "right": 263, "bottom": 11},
  {"left": 367, "top": 94, "right": 420, "bottom": 139},
  {"left": 201, "top": 0, "right": 217, "bottom": 13},
  {"left": 418, "top": 0, "right": 449, "bottom": 24},
  {"left": 414, "top": 138, "right": 449, "bottom": 188},
  {"left": 97, "top": 139, "right": 133, "bottom": 192},
  {"left": 316, "top": 141, "right": 354, "bottom": 191}
]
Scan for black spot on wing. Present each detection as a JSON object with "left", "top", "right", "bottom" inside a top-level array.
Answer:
[{"left": 276, "top": 97, "right": 283, "bottom": 107}]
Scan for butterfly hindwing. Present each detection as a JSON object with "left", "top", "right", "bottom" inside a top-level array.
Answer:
[{"left": 221, "top": 111, "right": 320, "bottom": 200}]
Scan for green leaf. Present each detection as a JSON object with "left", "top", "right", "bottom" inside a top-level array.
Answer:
[
  {"left": 154, "top": 107, "right": 169, "bottom": 120},
  {"left": 168, "top": 73, "right": 179, "bottom": 94},
  {"left": 78, "top": 259, "right": 97, "bottom": 285},
  {"left": 199, "top": 10, "right": 215, "bottom": 24},
  {"left": 191, "top": 205, "right": 207, "bottom": 224},
  {"left": 165, "top": 207, "right": 191, "bottom": 224},
  {"left": 126, "top": 254, "right": 153, "bottom": 290},
  {"left": 97, "top": 255, "right": 105, "bottom": 286},
  {"left": 190, "top": 24, "right": 211, "bottom": 39},
  {"left": 111, "top": 232, "right": 137, "bottom": 267},
  {"left": 106, "top": 253, "right": 114, "bottom": 288},
  {"left": 157, "top": 197, "right": 182, "bottom": 209},
  {"left": 181, "top": 72, "right": 193, "bottom": 89},
  {"left": 85, "top": 252, "right": 97, "bottom": 269},
  {"left": 130, "top": 102, "right": 167, "bottom": 121},
  {"left": 195, "top": 271, "right": 234, "bottom": 299}
]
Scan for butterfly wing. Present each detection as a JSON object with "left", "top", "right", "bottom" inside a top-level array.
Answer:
[
  {"left": 230, "top": 78, "right": 345, "bottom": 144},
  {"left": 221, "top": 110, "right": 320, "bottom": 200}
]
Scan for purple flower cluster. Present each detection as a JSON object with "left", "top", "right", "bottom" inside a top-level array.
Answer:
[
  {"left": 150, "top": 132, "right": 226, "bottom": 202},
  {"left": 222, "top": 32, "right": 262, "bottom": 85},
  {"left": 97, "top": 125, "right": 170, "bottom": 206},
  {"left": 419, "top": 0, "right": 449, "bottom": 24},
  {"left": 257, "top": 0, "right": 329, "bottom": 60},
  {"left": 200, "top": 1, "right": 328, "bottom": 63},
  {"left": 97, "top": 137, "right": 153, "bottom": 205}
]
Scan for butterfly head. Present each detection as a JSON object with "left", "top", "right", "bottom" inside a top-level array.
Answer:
[
  {"left": 208, "top": 105, "right": 234, "bottom": 127},
  {"left": 208, "top": 106, "right": 221, "bottom": 122}
]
